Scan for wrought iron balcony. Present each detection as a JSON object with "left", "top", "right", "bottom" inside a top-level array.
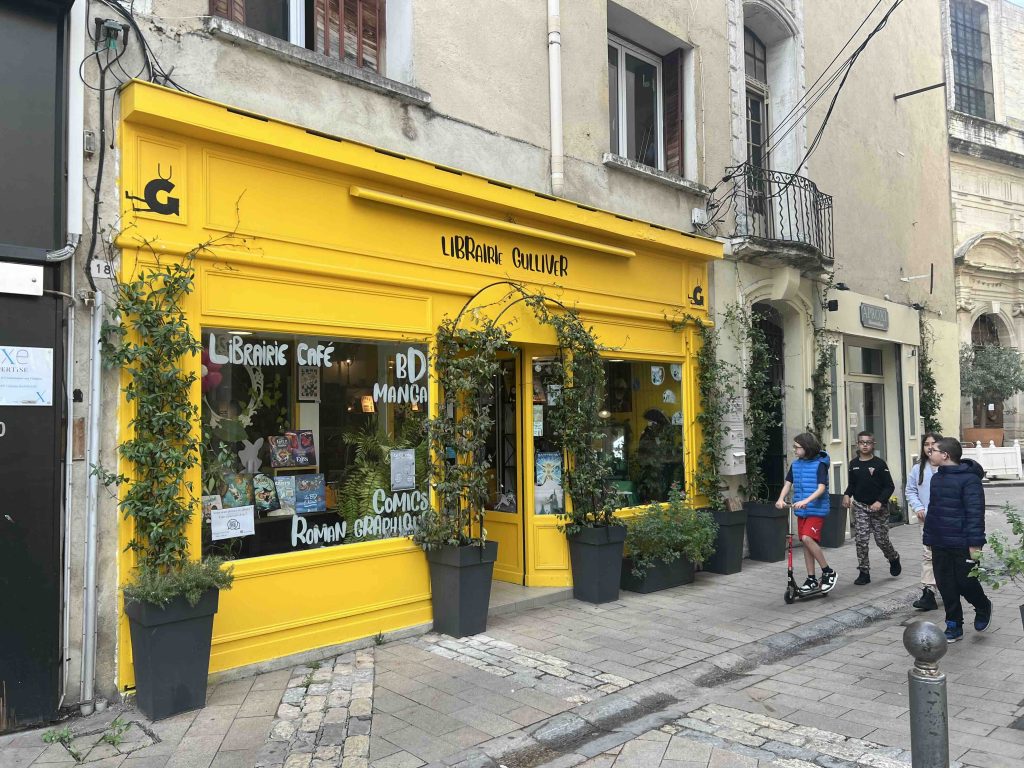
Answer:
[{"left": 699, "top": 162, "right": 834, "bottom": 272}]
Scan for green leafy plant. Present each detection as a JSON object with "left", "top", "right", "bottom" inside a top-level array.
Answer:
[
  {"left": 918, "top": 314, "right": 942, "bottom": 433},
  {"left": 623, "top": 486, "right": 717, "bottom": 580},
  {"left": 960, "top": 343, "right": 1024, "bottom": 427},
  {"left": 97, "top": 239, "right": 233, "bottom": 606},
  {"left": 374, "top": 630, "right": 386, "bottom": 646},
  {"left": 43, "top": 725, "right": 83, "bottom": 762},
  {"left": 670, "top": 313, "right": 739, "bottom": 510},
  {"left": 973, "top": 504, "right": 1024, "bottom": 592},
  {"left": 100, "top": 718, "right": 130, "bottom": 748},
  {"left": 810, "top": 332, "right": 835, "bottom": 443}
]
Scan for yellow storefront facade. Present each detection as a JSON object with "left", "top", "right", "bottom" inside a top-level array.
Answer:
[{"left": 114, "top": 82, "right": 722, "bottom": 690}]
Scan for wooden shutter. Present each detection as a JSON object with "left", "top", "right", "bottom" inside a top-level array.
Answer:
[
  {"left": 210, "top": 0, "right": 246, "bottom": 24},
  {"left": 314, "top": 0, "right": 384, "bottom": 72},
  {"left": 663, "top": 49, "right": 685, "bottom": 177}
]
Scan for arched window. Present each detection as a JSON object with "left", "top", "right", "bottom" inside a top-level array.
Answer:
[{"left": 971, "top": 314, "right": 1000, "bottom": 346}]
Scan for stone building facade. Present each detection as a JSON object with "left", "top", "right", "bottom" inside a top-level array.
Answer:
[
  {"left": 13, "top": 0, "right": 959, "bottom": 713},
  {"left": 944, "top": 0, "right": 1024, "bottom": 440}
]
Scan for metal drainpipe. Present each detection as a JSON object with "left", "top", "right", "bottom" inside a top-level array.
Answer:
[
  {"left": 547, "top": 0, "right": 564, "bottom": 197},
  {"left": 80, "top": 288, "right": 104, "bottom": 715},
  {"left": 58, "top": 0, "right": 85, "bottom": 710}
]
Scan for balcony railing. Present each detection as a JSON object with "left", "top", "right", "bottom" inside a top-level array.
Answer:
[{"left": 700, "top": 162, "right": 834, "bottom": 270}]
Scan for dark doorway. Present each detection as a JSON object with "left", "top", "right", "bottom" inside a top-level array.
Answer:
[
  {"left": 971, "top": 314, "right": 1004, "bottom": 428},
  {"left": 754, "top": 304, "right": 785, "bottom": 501},
  {"left": 0, "top": 283, "right": 65, "bottom": 728}
]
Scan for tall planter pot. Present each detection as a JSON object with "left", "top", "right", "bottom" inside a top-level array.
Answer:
[
  {"left": 744, "top": 502, "right": 787, "bottom": 562},
  {"left": 821, "top": 495, "right": 849, "bottom": 549},
  {"left": 426, "top": 540, "right": 498, "bottom": 638},
  {"left": 124, "top": 588, "right": 219, "bottom": 721},
  {"left": 704, "top": 508, "right": 746, "bottom": 575},
  {"left": 567, "top": 524, "right": 627, "bottom": 604},
  {"left": 621, "top": 556, "right": 695, "bottom": 594}
]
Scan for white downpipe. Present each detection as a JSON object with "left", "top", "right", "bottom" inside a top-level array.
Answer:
[
  {"left": 60, "top": 0, "right": 85, "bottom": 710},
  {"left": 80, "top": 289, "right": 104, "bottom": 715},
  {"left": 547, "top": 0, "right": 564, "bottom": 197}
]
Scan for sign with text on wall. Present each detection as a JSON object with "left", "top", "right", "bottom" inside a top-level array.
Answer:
[{"left": 0, "top": 346, "right": 53, "bottom": 406}]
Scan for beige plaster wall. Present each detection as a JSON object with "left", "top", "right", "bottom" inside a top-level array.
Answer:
[{"left": 804, "top": 0, "right": 956, "bottom": 320}]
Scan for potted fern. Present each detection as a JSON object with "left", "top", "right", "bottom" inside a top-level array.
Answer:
[
  {"left": 413, "top": 317, "right": 506, "bottom": 636},
  {"left": 100, "top": 253, "right": 232, "bottom": 720},
  {"left": 621, "top": 487, "right": 717, "bottom": 593},
  {"left": 972, "top": 504, "right": 1024, "bottom": 631}
]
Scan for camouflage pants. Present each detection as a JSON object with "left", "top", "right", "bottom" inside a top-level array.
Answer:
[{"left": 852, "top": 500, "right": 900, "bottom": 572}]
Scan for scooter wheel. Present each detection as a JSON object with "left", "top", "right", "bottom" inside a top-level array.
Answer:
[{"left": 784, "top": 587, "right": 796, "bottom": 604}]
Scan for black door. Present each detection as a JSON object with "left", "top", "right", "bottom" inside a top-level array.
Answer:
[
  {"left": 754, "top": 305, "right": 786, "bottom": 501},
  {"left": 0, "top": 285, "right": 64, "bottom": 728}
]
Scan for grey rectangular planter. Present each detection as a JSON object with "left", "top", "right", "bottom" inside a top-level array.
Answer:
[
  {"left": 567, "top": 524, "right": 627, "bottom": 604},
  {"left": 744, "top": 502, "right": 787, "bottom": 562},
  {"left": 621, "top": 556, "right": 695, "bottom": 593},
  {"left": 426, "top": 541, "right": 498, "bottom": 638},
  {"left": 124, "top": 588, "right": 219, "bottom": 721},
  {"left": 704, "top": 508, "right": 746, "bottom": 575},
  {"left": 822, "top": 495, "right": 849, "bottom": 548}
]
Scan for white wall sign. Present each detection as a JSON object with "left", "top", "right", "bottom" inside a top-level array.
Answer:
[
  {"left": 0, "top": 346, "right": 53, "bottom": 406},
  {"left": 211, "top": 504, "right": 255, "bottom": 540}
]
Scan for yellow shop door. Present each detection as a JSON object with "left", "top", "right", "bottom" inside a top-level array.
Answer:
[{"left": 484, "top": 355, "right": 526, "bottom": 583}]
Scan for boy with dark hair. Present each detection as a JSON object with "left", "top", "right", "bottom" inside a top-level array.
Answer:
[
  {"left": 924, "top": 437, "right": 991, "bottom": 643},
  {"left": 842, "top": 431, "right": 901, "bottom": 585}
]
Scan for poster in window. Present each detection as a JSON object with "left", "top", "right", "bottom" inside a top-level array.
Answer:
[
  {"left": 211, "top": 504, "right": 255, "bottom": 540},
  {"left": 390, "top": 449, "right": 416, "bottom": 491},
  {"left": 273, "top": 476, "right": 296, "bottom": 516},
  {"left": 297, "top": 363, "right": 320, "bottom": 402},
  {"left": 534, "top": 452, "right": 564, "bottom": 515}
]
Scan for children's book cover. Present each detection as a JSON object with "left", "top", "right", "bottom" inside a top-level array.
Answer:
[
  {"left": 222, "top": 472, "right": 254, "bottom": 508},
  {"left": 274, "top": 476, "right": 297, "bottom": 515},
  {"left": 295, "top": 473, "right": 327, "bottom": 514},
  {"left": 253, "top": 473, "right": 281, "bottom": 514}
]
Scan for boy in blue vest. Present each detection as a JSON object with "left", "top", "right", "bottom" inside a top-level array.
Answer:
[{"left": 775, "top": 432, "right": 837, "bottom": 593}]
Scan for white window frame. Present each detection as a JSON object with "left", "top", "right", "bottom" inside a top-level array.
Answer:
[
  {"left": 608, "top": 34, "right": 664, "bottom": 172},
  {"left": 287, "top": 0, "right": 306, "bottom": 48}
]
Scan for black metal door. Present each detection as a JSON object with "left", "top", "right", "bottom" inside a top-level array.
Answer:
[{"left": 0, "top": 286, "right": 64, "bottom": 728}]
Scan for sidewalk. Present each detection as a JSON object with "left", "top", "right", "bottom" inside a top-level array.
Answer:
[{"left": 0, "top": 513, "right": 1018, "bottom": 768}]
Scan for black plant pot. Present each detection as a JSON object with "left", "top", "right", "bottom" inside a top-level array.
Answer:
[
  {"left": 621, "top": 556, "right": 695, "bottom": 593},
  {"left": 704, "top": 508, "right": 746, "bottom": 575},
  {"left": 125, "top": 588, "right": 219, "bottom": 721},
  {"left": 426, "top": 541, "right": 498, "bottom": 638},
  {"left": 744, "top": 502, "right": 787, "bottom": 562},
  {"left": 822, "top": 495, "right": 849, "bottom": 548},
  {"left": 567, "top": 524, "right": 627, "bottom": 604}
]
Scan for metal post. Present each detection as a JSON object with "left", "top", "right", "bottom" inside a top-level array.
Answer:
[{"left": 903, "top": 621, "right": 949, "bottom": 768}]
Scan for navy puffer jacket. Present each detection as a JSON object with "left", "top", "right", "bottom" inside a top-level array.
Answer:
[{"left": 922, "top": 459, "right": 987, "bottom": 549}]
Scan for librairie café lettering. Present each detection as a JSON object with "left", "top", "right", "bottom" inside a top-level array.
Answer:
[
  {"left": 441, "top": 234, "right": 569, "bottom": 277},
  {"left": 208, "top": 335, "right": 427, "bottom": 405}
]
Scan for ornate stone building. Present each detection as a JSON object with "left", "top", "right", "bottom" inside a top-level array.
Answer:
[{"left": 945, "top": 0, "right": 1024, "bottom": 438}]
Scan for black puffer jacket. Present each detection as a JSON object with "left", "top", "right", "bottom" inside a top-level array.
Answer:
[{"left": 923, "top": 459, "right": 987, "bottom": 549}]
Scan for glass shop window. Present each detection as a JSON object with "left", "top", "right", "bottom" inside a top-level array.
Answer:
[
  {"left": 598, "top": 360, "right": 685, "bottom": 507},
  {"left": 200, "top": 329, "right": 428, "bottom": 560}
]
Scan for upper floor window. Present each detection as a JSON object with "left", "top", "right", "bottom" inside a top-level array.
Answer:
[
  {"left": 211, "top": 0, "right": 384, "bottom": 72},
  {"left": 951, "top": 0, "right": 994, "bottom": 120},
  {"left": 744, "top": 27, "right": 767, "bottom": 85},
  {"left": 607, "top": 34, "right": 688, "bottom": 176}
]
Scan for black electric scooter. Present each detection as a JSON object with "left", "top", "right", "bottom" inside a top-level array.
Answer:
[{"left": 784, "top": 505, "right": 830, "bottom": 604}]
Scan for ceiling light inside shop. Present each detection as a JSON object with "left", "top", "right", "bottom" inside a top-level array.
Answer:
[{"left": 226, "top": 330, "right": 253, "bottom": 336}]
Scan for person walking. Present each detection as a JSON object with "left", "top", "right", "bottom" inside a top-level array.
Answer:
[
  {"left": 924, "top": 437, "right": 991, "bottom": 643},
  {"left": 842, "top": 431, "right": 901, "bottom": 585},
  {"left": 906, "top": 432, "right": 942, "bottom": 611},
  {"left": 775, "top": 432, "right": 837, "bottom": 593}
]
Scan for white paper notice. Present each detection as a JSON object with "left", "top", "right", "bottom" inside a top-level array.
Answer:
[
  {"left": 0, "top": 346, "right": 53, "bottom": 406},
  {"left": 533, "top": 404, "right": 544, "bottom": 437},
  {"left": 211, "top": 504, "right": 255, "bottom": 540}
]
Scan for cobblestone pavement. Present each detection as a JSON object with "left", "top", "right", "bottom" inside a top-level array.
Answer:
[{"left": 2, "top": 490, "right": 1021, "bottom": 768}]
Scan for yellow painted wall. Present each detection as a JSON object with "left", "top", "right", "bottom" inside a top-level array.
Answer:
[{"left": 115, "top": 82, "right": 721, "bottom": 688}]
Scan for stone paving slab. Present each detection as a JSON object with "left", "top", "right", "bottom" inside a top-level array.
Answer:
[{"left": 3, "top": 502, "right": 1021, "bottom": 768}]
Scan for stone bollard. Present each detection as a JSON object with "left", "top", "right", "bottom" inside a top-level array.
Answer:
[{"left": 903, "top": 620, "right": 949, "bottom": 768}]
